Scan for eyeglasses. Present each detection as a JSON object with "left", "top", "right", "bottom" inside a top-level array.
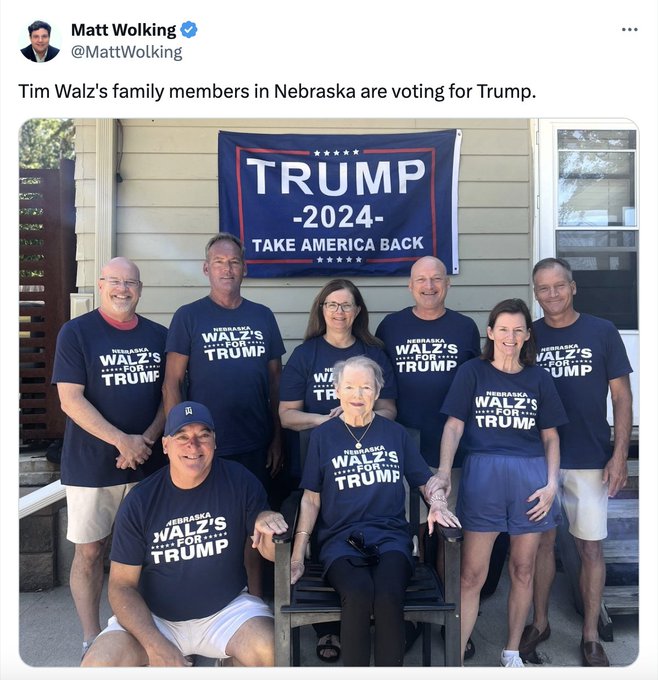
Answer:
[
  {"left": 100, "top": 277, "right": 141, "bottom": 289},
  {"left": 323, "top": 302, "right": 355, "bottom": 313},
  {"left": 347, "top": 531, "right": 380, "bottom": 566}
]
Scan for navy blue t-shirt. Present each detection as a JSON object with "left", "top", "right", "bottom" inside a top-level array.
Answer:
[
  {"left": 279, "top": 335, "right": 397, "bottom": 411},
  {"left": 300, "top": 415, "right": 430, "bottom": 572},
  {"left": 441, "top": 358, "right": 568, "bottom": 459},
  {"left": 52, "top": 310, "right": 167, "bottom": 487},
  {"left": 165, "top": 297, "right": 285, "bottom": 456},
  {"left": 110, "top": 457, "right": 268, "bottom": 621},
  {"left": 376, "top": 307, "right": 481, "bottom": 466},
  {"left": 533, "top": 314, "right": 632, "bottom": 469}
]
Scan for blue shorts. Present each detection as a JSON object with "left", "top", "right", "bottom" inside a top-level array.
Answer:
[{"left": 456, "top": 454, "right": 559, "bottom": 535}]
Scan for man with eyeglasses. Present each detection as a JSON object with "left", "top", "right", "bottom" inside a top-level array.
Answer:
[
  {"left": 521, "top": 257, "right": 633, "bottom": 666},
  {"left": 53, "top": 257, "right": 168, "bottom": 660},
  {"left": 163, "top": 233, "right": 285, "bottom": 598}
]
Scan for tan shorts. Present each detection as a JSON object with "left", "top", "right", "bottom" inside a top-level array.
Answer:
[
  {"left": 97, "top": 590, "right": 273, "bottom": 659},
  {"left": 65, "top": 483, "right": 137, "bottom": 544},
  {"left": 558, "top": 469, "right": 609, "bottom": 541}
]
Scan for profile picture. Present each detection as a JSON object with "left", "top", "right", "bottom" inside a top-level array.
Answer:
[{"left": 21, "top": 20, "right": 60, "bottom": 62}]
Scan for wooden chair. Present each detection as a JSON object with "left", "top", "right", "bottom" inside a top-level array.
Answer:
[{"left": 273, "top": 427, "right": 463, "bottom": 666}]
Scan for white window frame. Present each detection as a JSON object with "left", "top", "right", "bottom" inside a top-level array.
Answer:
[{"left": 535, "top": 119, "right": 639, "bottom": 426}]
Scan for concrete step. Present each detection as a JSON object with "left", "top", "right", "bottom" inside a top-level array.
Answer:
[{"left": 19, "top": 452, "right": 60, "bottom": 487}]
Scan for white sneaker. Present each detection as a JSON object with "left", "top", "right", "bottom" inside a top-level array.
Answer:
[{"left": 500, "top": 652, "right": 525, "bottom": 667}]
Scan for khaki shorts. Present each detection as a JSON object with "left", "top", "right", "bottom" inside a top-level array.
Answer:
[
  {"left": 98, "top": 590, "right": 273, "bottom": 659},
  {"left": 65, "top": 483, "right": 137, "bottom": 544},
  {"left": 558, "top": 469, "right": 609, "bottom": 541}
]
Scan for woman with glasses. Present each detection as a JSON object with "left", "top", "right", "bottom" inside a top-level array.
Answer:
[
  {"left": 289, "top": 356, "right": 447, "bottom": 666},
  {"left": 427, "top": 298, "right": 568, "bottom": 667},
  {"left": 279, "top": 278, "right": 397, "bottom": 662}
]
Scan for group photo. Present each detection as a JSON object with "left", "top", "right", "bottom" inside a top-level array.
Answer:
[{"left": 18, "top": 118, "right": 639, "bottom": 668}]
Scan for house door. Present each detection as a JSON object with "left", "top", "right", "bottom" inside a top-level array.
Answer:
[{"left": 536, "top": 120, "right": 639, "bottom": 426}]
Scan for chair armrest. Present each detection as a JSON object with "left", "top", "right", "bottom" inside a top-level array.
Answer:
[
  {"left": 273, "top": 489, "right": 303, "bottom": 617},
  {"left": 434, "top": 523, "right": 463, "bottom": 543},
  {"left": 272, "top": 489, "right": 302, "bottom": 544}
]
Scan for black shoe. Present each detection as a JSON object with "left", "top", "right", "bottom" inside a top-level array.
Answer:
[{"left": 404, "top": 621, "right": 423, "bottom": 653}]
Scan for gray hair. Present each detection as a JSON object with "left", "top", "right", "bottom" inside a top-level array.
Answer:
[
  {"left": 333, "top": 355, "right": 384, "bottom": 393},
  {"left": 205, "top": 233, "right": 245, "bottom": 261},
  {"left": 532, "top": 257, "right": 573, "bottom": 282}
]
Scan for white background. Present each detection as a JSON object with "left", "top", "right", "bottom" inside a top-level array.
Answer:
[{"left": 2, "top": 2, "right": 656, "bottom": 678}]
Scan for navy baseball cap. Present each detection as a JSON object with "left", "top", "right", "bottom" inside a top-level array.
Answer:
[{"left": 164, "top": 401, "right": 214, "bottom": 437}]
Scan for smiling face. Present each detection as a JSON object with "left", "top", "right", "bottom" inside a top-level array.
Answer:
[
  {"left": 163, "top": 422, "right": 216, "bottom": 488},
  {"left": 336, "top": 364, "right": 380, "bottom": 422},
  {"left": 30, "top": 28, "right": 50, "bottom": 57},
  {"left": 204, "top": 239, "right": 246, "bottom": 299},
  {"left": 98, "top": 258, "right": 142, "bottom": 322},
  {"left": 486, "top": 312, "right": 530, "bottom": 362},
  {"left": 322, "top": 288, "right": 360, "bottom": 335},
  {"left": 409, "top": 257, "right": 450, "bottom": 318},
  {"left": 533, "top": 263, "right": 577, "bottom": 321}
]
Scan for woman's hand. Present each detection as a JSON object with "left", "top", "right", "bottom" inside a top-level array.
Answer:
[
  {"left": 427, "top": 499, "right": 461, "bottom": 531},
  {"left": 526, "top": 482, "right": 557, "bottom": 522},
  {"left": 424, "top": 470, "right": 451, "bottom": 502},
  {"left": 291, "top": 559, "right": 305, "bottom": 585},
  {"left": 327, "top": 405, "right": 343, "bottom": 419}
]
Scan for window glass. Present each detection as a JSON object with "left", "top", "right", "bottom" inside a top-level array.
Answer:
[{"left": 556, "top": 130, "right": 637, "bottom": 330}]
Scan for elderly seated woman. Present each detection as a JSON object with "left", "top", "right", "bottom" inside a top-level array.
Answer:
[{"left": 289, "top": 355, "right": 453, "bottom": 666}]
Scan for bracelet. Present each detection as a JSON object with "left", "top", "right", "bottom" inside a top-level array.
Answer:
[
  {"left": 291, "top": 560, "right": 304, "bottom": 565},
  {"left": 429, "top": 493, "right": 447, "bottom": 505},
  {"left": 295, "top": 530, "right": 311, "bottom": 537}
]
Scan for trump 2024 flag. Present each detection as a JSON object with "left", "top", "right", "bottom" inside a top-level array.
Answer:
[{"left": 218, "top": 129, "right": 462, "bottom": 277}]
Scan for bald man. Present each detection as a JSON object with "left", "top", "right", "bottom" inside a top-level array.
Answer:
[
  {"left": 376, "top": 257, "right": 482, "bottom": 657},
  {"left": 376, "top": 257, "right": 481, "bottom": 470},
  {"left": 53, "top": 257, "right": 168, "bottom": 660}
]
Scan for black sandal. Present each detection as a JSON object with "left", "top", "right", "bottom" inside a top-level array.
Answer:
[{"left": 316, "top": 634, "right": 341, "bottom": 663}]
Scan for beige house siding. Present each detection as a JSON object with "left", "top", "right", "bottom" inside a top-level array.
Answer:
[{"left": 73, "top": 118, "right": 534, "bottom": 357}]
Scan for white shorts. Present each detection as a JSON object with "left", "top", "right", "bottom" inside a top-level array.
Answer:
[
  {"left": 97, "top": 590, "right": 273, "bottom": 659},
  {"left": 559, "top": 469, "right": 609, "bottom": 541},
  {"left": 65, "top": 483, "right": 137, "bottom": 543}
]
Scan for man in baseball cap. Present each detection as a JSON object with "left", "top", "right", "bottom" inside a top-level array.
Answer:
[
  {"left": 82, "top": 401, "right": 287, "bottom": 666},
  {"left": 164, "top": 400, "right": 215, "bottom": 437}
]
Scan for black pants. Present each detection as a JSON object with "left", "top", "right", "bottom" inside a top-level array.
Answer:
[{"left": 326, "top": 551, "right": 412, "bottom": 666}]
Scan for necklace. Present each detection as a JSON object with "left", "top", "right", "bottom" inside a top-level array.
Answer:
[{"left": 343, "top": 415, "right": 375, "bottom": 449}]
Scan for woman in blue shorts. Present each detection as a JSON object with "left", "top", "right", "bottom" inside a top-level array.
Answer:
[{"left": 428, "top": 298, "right": 568, "bottom": 667}]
